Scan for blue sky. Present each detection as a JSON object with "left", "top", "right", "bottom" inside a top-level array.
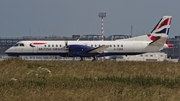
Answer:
[{"left": 0, "top": 0, "right": 179, "bottom": 37}]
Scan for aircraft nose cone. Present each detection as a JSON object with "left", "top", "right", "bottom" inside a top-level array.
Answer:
[
  {"left": 5, "top": 49, "right": 10, "bottom": 54},
  {"left": 5, "top": 47, "right": 13, "bottom": 54}
]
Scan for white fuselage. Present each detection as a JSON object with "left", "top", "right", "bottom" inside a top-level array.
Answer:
[{"left": 5, "top": 40, "right": 162, "bottom": 57}]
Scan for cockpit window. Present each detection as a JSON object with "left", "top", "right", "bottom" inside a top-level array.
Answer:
[
  {"left": 14, "top": 43, "right": 19, "bottom": 47},
  {"left": 19, "top": 43, "right": 24, "bottom": 46}
]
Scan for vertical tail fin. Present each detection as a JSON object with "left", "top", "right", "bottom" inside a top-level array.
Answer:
[
  {"left": 116, "top": 16, "right": 172, "bottom": 46},
  {"left": 149, "top": 16, "right": 173, "bottom": 48},
  {"left": 151, "top": 16, "right": 172, "bottom": 35}
]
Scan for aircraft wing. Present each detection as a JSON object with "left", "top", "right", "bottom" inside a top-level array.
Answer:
[{"left": 88, "top": 45, "right": 109, "bottom": 53}]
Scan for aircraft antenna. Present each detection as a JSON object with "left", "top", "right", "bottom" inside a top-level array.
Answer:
[{"left": 98, "top": 12, "right": 106, "bottom": 41}]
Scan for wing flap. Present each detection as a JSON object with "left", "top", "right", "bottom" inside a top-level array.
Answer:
[{"left": 88, "top": 45, "right": 109, "bottom": 53}]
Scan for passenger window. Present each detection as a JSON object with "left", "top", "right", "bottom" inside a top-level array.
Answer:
[
  {"left": 110, "top": 45, "right": 112, "bottom": 47},
  {"left": 48, "top": 45, "right": 50, "bottom": 47},
  {"left": 121, "top": 45, "right": 123, "bottom": 47},
  {"left": 44, "top": 45, "right": 46, "bottom": 47},
  {"left": 19, "top": 43, "right": 24, "bottom": 46},
  {"left": 117, "top": 45, "right": 119, "bottom": 47},
  {"left": 56, "top": 45, "right": 58, "bottom": 47},
  {"left": 52, "top": 45, "right": 54, "bottom": 47},
  {"left": 60, "top": 45, "right": 61, "bottom": 47},
  {"left": 95, "top": 45, "right": 97, "bottom": 47},
  {"left": 114, "top": 45, "right": 116, "bottom": 47},
  {"left": 91, "top": 45, "right": 93, "bottom": 47}
]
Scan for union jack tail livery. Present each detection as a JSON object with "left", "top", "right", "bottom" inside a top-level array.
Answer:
[
  {"left": 151, "top": 16, "right": 172, "bottom": 35},
  {"left": 151, "top": 16, "right": 172, "bottom": 48},
  {"left": 118, "top": 16, "right": 172, "bottom": 48}
]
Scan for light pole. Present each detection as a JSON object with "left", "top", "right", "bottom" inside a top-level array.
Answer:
[{"left": 98, "top": 12, "right": 106, "bottom": 41}]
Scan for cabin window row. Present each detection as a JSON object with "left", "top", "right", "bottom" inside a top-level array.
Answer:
[
  {"left": 44, "top": 45, "right": 63, "bottom": 47},
  {"left": 44, "top": 44, "right": 123, "bottom": 48},
  {"left": 91, "top": 45, "right": 123, "bottom": 47}
]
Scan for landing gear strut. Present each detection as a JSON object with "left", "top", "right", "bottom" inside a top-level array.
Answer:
[
  {"left": 92, "top": 56, "right": 97, "bottom": 61},
  {"left": 80, "top": 57, "right": 84, "bottom": 61}
]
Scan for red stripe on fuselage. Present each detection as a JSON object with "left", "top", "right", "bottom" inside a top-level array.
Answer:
[{"left": 33, "top": 42, "right": 46, "bottom": 45}]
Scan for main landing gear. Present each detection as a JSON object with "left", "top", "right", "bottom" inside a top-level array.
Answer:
[
  {"left": 80, "top": 57, "right": 84, "bottom": 61},
  {"left": 92, "top": 56, "right": 97, "bottom": 61},
  {"left": 79, "top": 56, "right": 97, "bottom": 61}
]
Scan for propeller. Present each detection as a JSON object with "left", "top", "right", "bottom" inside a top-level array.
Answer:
[
  {"left": 65, "top": 41, "right": 68, "bottom": 50},
  {"left": 64, "top": 41, "right": 71, "bottom": 56}
]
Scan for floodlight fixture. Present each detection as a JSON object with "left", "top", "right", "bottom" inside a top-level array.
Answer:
[
  {"left": 98, "top": 12, "right": 107, "bottom": 18},
  {"left": 98, "top": 12, "right": 107, "bottom": 41}
]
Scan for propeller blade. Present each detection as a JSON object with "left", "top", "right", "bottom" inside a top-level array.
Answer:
[{"left": 65, "top": 41, "right": 68, "bottom": 47}]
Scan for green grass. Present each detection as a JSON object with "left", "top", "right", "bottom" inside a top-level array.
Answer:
[{"left": 1, "top": 58, "right": 180, "bottom": 101}]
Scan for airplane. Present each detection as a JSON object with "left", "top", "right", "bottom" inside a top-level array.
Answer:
[{"left": 5, "top": 16, "right": 172, "bottom": 61}]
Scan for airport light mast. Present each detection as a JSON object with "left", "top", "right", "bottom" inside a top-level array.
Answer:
[{"left": 98, "top": 12, "right": 106, "bottom": 41}]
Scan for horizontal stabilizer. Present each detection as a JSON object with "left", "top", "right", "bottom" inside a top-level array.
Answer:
[
  {"left": 88, "top": 45, "right": 109, "bottom": 53},
  {"left": 148, "top": 34, "right": 168, "bottom": 46}
]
